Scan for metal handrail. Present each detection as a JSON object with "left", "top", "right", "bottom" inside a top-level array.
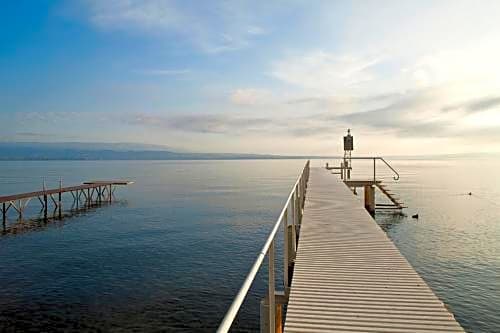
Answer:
[
  {"left": 349, "top": 156, "right": 400, "bottom": 181},
  {"left": 377, "top": 157, "right": 400, "bottom": 181},
  {"left": 217, "top": 160, "right": 310, "bottom": 333}
]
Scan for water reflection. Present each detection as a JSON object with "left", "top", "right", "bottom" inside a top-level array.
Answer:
[
  {"left": 374, "top": 210, "right": 407, "bottom": 232},
  {"left": 2, "top": 199, "right": 127, "bottom": 236}
]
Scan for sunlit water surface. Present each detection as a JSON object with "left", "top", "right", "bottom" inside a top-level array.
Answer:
[{"left": 0, "top": 159, "right": 499, "bottom": 332}]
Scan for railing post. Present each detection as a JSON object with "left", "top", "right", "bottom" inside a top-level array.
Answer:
[
  {"left": 295, "top": 184, "right": 301, "bottom": 226},
  {"left": 268, "top": 240, "right": 276, "bottom": 333},
  {"left": 300, "top": 175, "right": 304, "bottom": 206},
  {"left": 290, "top": 199, "right": 296, "bottom": 257},
  {"left": 373, "top": 158, "right": 376, "bottom": 182},
  {"left": 283, "top": 209, "right": 289, "bottom": 291}
]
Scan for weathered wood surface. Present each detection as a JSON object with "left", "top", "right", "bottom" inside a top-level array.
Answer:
[
  {"left": 284, "top": 167, "right": 464, "bottom": 333},
  {"left": 0, "top": 181, "right": 131, "bottom": 203}
]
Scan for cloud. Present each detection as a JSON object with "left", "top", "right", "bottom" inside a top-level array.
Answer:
[
  {"left": 136, "top": 69, "right": 191, "bottom": 76},
  {"left": 229, "top": 88, "right": 273, "bottom": 106},
  {"left": 127, "top": 113, "right": 271, "bottom": 134},
  {"left": 335, "top": 89, "right": 500, "bottom": 139},
  {"left": 15, "top": 132, "right": 54, "bottom": 138},
  {"left": 14, "top": 112, "right": 81, "bottom": 123},
  {"left": 246, "top": 26, "right": 265, "bottom": 35},
  {"left": 442, "top": 95, "right": 500, "bottom": 114},
  {"left": 271, "top": 51, "right": 382, "bottom": 94},
  {"left": 81, "top": 0, "right": 267, "bottom": 53},
  {"left": 123, "top": 111, "right": 342, "bottom": 139}
]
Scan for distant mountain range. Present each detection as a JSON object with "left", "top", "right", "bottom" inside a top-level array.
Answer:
[
  {"left": 0, "top": 142, "right": 497, "bottom": 161},
  {"left": 0, "top": 142, "right": 314, "bottom": 160}
]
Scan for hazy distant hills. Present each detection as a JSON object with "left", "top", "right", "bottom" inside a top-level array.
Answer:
[
  {"left": 0, "top": 142, "right": 305, "bottom": 160},
  {"left": 0, "top": 142, "right": 497, "bottom": 161}
]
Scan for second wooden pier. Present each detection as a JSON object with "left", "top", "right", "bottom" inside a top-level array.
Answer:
[{"left": 1, "top": 180, "right": 132, "bottom": 222}]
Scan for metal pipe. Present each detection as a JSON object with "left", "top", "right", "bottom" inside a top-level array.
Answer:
[
  {"left": 348, "top": 157, "right": 400, "bottom": 180},
  {"left": 283, "top": 209, "right": 289, "bottom": 290},
  {"left": 216, "top": 161, "right": 309, "bottom": 333},
  {"left": 291, "top": 193, "right": 296, "bottom": 252},
  {"left": 268, "top": 240, "right": 276, "bottom": 333}
]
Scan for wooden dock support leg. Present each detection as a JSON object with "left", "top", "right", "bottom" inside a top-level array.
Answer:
[
  {"left": 109, "top": 185, "right": 112, "bottom": 203},
  {"left": 2, "top": 203, "right": 6, "bottom": 224},
  {"left": 58, "top": 192, "right": 62, "bottom": 217},
  {"left": 364, "top": 185, "right": 375, "bottom": 215},
  {"left": 43, "top": 194, "right": 48, "bottom": 219}
]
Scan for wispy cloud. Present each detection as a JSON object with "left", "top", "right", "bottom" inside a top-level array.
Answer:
[
  {"left": 81, "top": 0, "right": 267, "bottom": 53},
  {"left": 335, "top": 89, "right": 500, "bottom": 139},
  {"left": 442, "top": 95, "right": 500, "bottom": 114},
  {"left": 136, "top": 69, "right": 191, "bottom": 76},
  {"left": 229, "top": 88, "right": 273, "bottom": 106},
  {"left": 271, "top": 51, "right": 382, "bottom": 94},
  {"left": 126, "top": 113, "right": 271, "bottom": 134}
]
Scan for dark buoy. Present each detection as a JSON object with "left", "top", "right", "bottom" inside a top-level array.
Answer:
[
  {"left": 412, "top": 214, "right": 419, "bottom": 219},
  {"left": 468, "top": 192, "right": 472, "bottom": 196}
]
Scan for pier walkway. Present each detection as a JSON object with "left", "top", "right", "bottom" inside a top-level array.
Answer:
[
  {"left": 217, "top": 162, "right": 464, "bottom": 332},
  {"left": 284, "top": 167, "right": 464, "bottom": 332}
]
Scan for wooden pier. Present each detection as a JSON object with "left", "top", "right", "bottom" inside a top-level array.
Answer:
[
  {"left": 1, "top": 180, "right": 132, "bottom": 222},
  {"left": 284, "top": 167, "right": 464, "bottom": 332},
  {"left": 217, "top": 162, "right": 464, "bottom": 332}
]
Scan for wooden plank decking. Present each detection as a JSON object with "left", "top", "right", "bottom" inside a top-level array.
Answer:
[
  {"left": 0, "top": 181, "right": 132, "bottom": 203},
  {"left": 284, "top": 167, "right": 464, "bottom": 333}
]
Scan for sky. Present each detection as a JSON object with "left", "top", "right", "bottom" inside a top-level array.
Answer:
[{"left": 1, "top": 0, "right": 500, "bottom": 155}]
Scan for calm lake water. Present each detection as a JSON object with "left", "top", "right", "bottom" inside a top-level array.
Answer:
[{"left": 0, "top": 159, "right": 499, "bottom": 332}]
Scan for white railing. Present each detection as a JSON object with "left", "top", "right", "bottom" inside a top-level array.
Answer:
[
  {"left": 328, "top": 157, "right": 400, "bottom": 181},
  {"left": 217, "top": 160, "right": 310, "bottom": 333}
]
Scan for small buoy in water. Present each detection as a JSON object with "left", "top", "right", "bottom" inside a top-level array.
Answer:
[
  {"left": 412, "top": 214, "right": 419, "bottom": 219},
  {"left": 468, "top": 192, "right": 472, "bottom": 196}
]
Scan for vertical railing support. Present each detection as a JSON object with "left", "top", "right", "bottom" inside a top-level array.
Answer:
[
  {"left": 291, "top": 195, "right": 296, "bottom": 253},
  {"left": 295, "top": 182, "right": 302, "bottom": 224},
  {"left": 268, "top": 241, "right": 275, "bottom": 333},
  {"left": 373, "top": 158, "right": 376, "bottom": 182},
  {"left": 283, "top": 210, "right": 289, "bottom": 292}
]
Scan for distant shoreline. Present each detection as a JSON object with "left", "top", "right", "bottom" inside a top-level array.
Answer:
[{"left": 0, "top": 143, "right": 498, "bottom": 161}]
